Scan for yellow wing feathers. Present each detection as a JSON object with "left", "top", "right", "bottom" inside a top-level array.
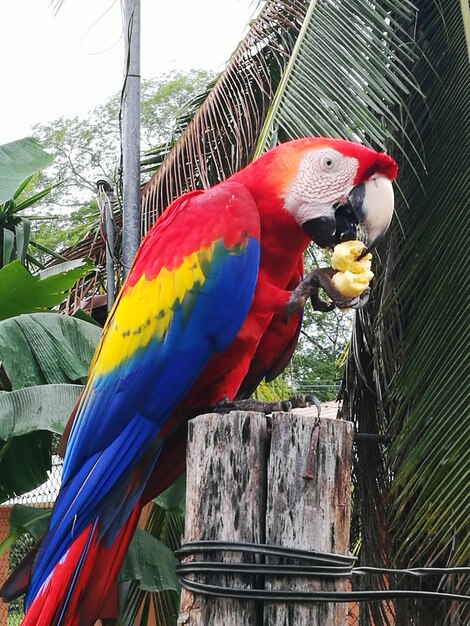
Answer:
[{"left": 92, "top": 248, "right": 210, "bottom": 375}]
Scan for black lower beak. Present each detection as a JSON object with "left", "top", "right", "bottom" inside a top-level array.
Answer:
[
  {"left": 302, "top": 205, "right": 358, "bottom": 249},
  {"left": 333, "top": 205, "right": 358, "bottom": 243}
]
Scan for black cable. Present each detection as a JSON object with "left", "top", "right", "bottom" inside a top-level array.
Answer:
[
  {"left": 178, "top": 579, "right": 470, "bottom": 603},
  {"left": 176, "top": 540, "right": 356, "bottom": 566},
  {"left": 354, "top": 566, "right": 470, "bottom": 577},
  {"left": 177, "top": 562, "right": 353, "bottom": 578},
  {"left": 177, "top": 562, "right": 470, "bottom": 579},
  {"left": 176, "top": 541, "right": 470, "bottom": 604}
]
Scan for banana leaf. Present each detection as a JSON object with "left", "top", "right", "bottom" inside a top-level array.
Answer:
[
  {"left": 0, "top": 312, "right": 101, "bottom": 389},
  {"left": 0, "top": 138, "right": 53, "bottom": 204},
  {"left": 0, "top": 384, "right": 83, "bottom": 502},
  {"left": 0, "top": 260, "right": 95, "bottom": 320}
]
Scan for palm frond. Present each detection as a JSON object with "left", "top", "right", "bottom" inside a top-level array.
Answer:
[
  {"left": 253, "top": 0, "right": 418, "bottom": 157},
  {"left": 140, "top": 0, "right": 309, "bottom": 229},
  {"left": 344, "top": 3, "right": 470, "bottom": 624}
]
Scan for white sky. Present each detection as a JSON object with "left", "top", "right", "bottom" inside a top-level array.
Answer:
[{"left": 0, "top": 0, "right": 257, "bottom": 144}]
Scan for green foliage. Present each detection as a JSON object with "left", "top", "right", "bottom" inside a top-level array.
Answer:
[
  {"left": 0, "top": 384, "right": 82, "bottom": 503},
  {"left": 252, "top": 377, "right": 295, "bottom": 402},
  {"left": 0, "top": 138, "right": 56, "bottom": 268},
  {"left": 119, "top": 529, "right": 181, "bottom": 594},
  {"left": 336, "top": 3, "right": 470, "bottom": 624},
  {"left": 0, "top": 138, "right": 53, "bottom": 204},
  {"left": 0, "top": 308, "right": 102, "bottom": 503},
  {"left": 34, "top": 70, "right": 214, "bottom": 209},
  {"left": 153, "top": 474, "right": 185, "bottom": 516},
  {"left": 31, "top": 201, "right": 100, "bottom": 264},
  {"left": 253, "top": 0, "right": 416, "bottom": 157},
  {"left": 0, "top": 262, "right": 101, "bottom": 502},
  {"left": 28, "top": 70, "right": 214, "bottom": 257},
  {"left": 0, "top": 505, "right": 52, "bottom": 556},
  {"left": 0, "top": 384, "right": 83, "bottom": 437},
  {"left": 140, "top": 70, "right": 215, "bottom": 151},
  {"left": 386, "top": 1, "right": 469, "bottom": 566},
  {"left": 0, "top": 260, "right": 94, "bottom": 320},
  {"left": 284, "top": 247, "right": 351, "bottom": 401}
]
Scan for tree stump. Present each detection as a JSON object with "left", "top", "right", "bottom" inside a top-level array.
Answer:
[{"left": 178, "top": 408, "right": 353, "bottom": 626}]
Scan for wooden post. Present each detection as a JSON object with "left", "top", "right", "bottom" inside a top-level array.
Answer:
[
  {"left": 178, "top": 411, "right": 267, "bottom": 626},
  {"left": 264, "top": 409, "right": 354, "bottom": 625},
  {"left": 178, "top": 408, "right": 353, "bottom": 626}
]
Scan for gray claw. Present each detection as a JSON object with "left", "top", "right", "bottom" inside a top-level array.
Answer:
[{"left": 349, "top": 289, "right": 370, "bottom": 309}]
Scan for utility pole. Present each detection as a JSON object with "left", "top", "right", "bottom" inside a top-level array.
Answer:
[{"left": 121, "top": 0, "right": 141, "bottom": 277}]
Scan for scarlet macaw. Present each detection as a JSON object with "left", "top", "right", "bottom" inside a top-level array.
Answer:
[{"left": 19, "top": 137, "right": 397, "bottom": 625}]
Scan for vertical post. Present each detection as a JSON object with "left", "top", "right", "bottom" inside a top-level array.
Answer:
[
  {"left": 104, "top": 190, "right": 116, "bottom": 311},
  {"left": 178, "top": 411, "right": 267, "bottom": 626},
  {"left": 0, "top": 506, "right": 12, "bottom": 626},
  {"left": 121, "top": 0, "right": 141, "bottom": 278},
  {"left": 178, "top": 409, "right": 354, "bottom": 626},
  {"left": 264, "top": 410, "right": 354, "bottom": 625},
  {"left": 96, "top": 177, "right": 116, "bottom": 311}
]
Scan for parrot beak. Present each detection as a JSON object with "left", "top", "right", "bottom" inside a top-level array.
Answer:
[
  {"left": 301, "top": 175, "right": 395, "bottom": 252},
  {"left": 347, "top": 175, "right": 395, "bottom": 257}
]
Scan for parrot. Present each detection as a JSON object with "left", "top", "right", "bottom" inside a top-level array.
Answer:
[{"left": 14, "top": 137, "right": 397, "bottom": 625}]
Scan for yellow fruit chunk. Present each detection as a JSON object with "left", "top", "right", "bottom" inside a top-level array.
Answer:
[
  {"left": 331, "top": 240, "right": 372, "bottom": 274},
  {"left": 332, "top": 269, "right": 374, "bottom": 298},
  {"left": 331, "top": 240, "right": 373, "bottom": 298}
]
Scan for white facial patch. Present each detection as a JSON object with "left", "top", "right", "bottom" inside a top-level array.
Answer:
[{"left": 284, "top": 149, "right": 359, "bottom": 224}]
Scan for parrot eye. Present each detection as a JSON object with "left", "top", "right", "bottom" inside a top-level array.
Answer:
[{"left": 319, "top": 152, "right": 339, "bottom": 172}]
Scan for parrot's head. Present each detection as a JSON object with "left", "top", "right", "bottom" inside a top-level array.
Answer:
[{"left": 266, "top": 137, "right": 398, "bottom": 255}]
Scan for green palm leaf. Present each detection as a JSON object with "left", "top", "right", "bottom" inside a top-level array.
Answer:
[
  {"left": 343, "top": 3, "right": 470, "bottom": 624},
  {"left": 389, "top": 0, "right": 470, "bottom": 565},
  {"left": 254, "top": 0, "right": 417, "bottom": 156}
]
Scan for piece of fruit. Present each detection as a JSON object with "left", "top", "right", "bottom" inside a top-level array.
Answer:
[
  {"left": 330, "top": 240, "right": 374, "bottom": 298},
  {"left": 331, "top": 240, "right": 372, "bottom": 274},
  {"left": 332, "top": 268, "right": 374, "bottom": 298}
]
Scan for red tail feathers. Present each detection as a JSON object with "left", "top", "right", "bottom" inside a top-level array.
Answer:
[
  {"left": 20, "top": 423, "right": 187, "bottom": 626},
  {"left": 22, "top": 505, "right": 140, "bottom": 626}
]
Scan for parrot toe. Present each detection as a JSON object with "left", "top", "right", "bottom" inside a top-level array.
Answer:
[{"left": 287, "top": 267, "right": 367, "bottom": 314}]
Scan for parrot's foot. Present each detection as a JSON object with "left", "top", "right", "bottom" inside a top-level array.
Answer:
[
  {"left": 212, "top": 395, "right": 321, "bottom": 415},
  {"left": 213, "top": 398, "right": 293, "bottom": 414},
  {"left": 286, "top": 268, "right": 369, "bottom": 315}
]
